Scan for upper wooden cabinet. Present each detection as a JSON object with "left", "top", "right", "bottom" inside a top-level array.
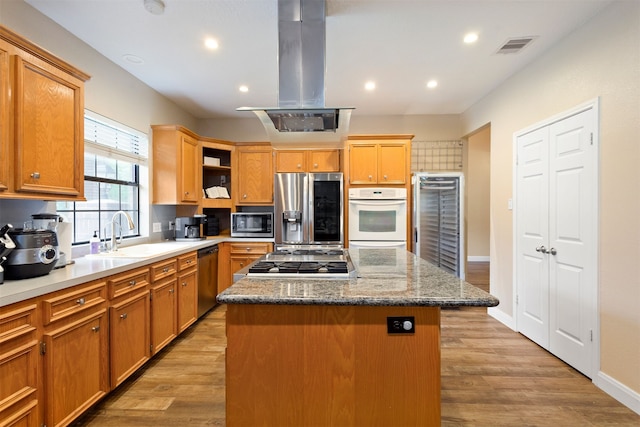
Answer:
[
  {"left": 234, "top": 145, "right": 273, "bottom": 205},
  {"left": 275, "top": 150, "right": 340, "bottom": 172},
  {"left": 152, "top": 126, "right": 201, "bottom": 205},
  {"left": 0, "top": 26, "right": 90, "bottom": 200},
  {"left": 347, "top": 135, "right": 412, "bottom": 185}
]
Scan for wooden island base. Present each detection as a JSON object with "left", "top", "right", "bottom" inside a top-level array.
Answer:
[{"left": 225, "top": 304, "right": 441, "bottom": 427}]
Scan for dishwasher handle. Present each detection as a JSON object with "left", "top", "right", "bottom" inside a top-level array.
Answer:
[{"left": 198, "top": 245, "right": 218, "bottom": 257}]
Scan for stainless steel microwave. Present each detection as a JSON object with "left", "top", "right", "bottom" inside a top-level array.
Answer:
[{"left": 231, "top": 212, "right": 274, "bottom": 238}]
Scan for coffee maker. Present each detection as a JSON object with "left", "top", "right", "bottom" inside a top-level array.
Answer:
[{"left": 175, "top": 216, "right": 205, "bottom": 241}]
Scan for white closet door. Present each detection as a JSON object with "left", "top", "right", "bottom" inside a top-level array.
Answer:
[
  {"left": 548, "top": 108, "right": 595, "bottom": 376},
  {"left": 516, "top": 127, "right": 550, "bottom": 347},
  {"left": 515, "top": 106, "right": 597, "bottom": 379}
]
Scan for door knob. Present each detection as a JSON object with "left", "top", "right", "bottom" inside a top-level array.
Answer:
[
  {"left": 535, "top": 245, "right": 546, "bottom": 253},
  {"left": 548, "top": 247, "right": 557, "bottom": 255}
]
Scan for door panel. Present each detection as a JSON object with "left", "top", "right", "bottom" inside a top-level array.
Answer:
[{"left": 548, "top": 109, "right": 595, "bottom": 376}]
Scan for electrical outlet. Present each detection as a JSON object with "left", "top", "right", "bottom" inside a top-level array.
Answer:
[
  {"left": 152, "top": 222, "right": 161, "bottom": 233},
  {"left": 386, "top": 316, "right": 415, "bottom": 334}
]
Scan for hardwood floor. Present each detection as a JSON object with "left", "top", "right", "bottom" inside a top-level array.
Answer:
[{"left": 73, "top": 262, "right": 639, "bottom": 426}]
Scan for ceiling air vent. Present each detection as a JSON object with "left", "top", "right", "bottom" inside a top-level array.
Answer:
[{"left": 496, "top": 37, "right": 537, "bottom": 54}]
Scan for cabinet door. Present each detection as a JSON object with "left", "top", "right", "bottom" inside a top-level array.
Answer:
[
  {"left": 0, "top": 43, "right": 9, "bottom": 192},
  {"left": 237, "top": 148, "right": 273, "bottom": 204},
  {"left": 0, "top": 303, "right": 39, "bottom": 427},
  {"left": 349, "top": 144, "right": 377, "bottom": 184},
  {"left": 42, "top": 310, "right": 109, "bottom": 427},
  {"left": 109, "top": 291, "right": 150, "bottom": 388},
  {"left": 309, "top": 150, "right": 340, "bottom": 172},
  {"left": 378, "top": 144, "right": 406, "bottom": 184},
  {"left": 13, "top": 55, "right": 84, "bottom": 198},
  {"left": 275, "top": 151, "right": 306, "bottom": 172},
  {"left": 180, "top": 134, "right": 199, "bottom": 203},
  {"left": 177, "top": 269, "right": 198, "bottom": 332},
  {"left": 150, "top": 279, "right": 177, "bottom": 354}
]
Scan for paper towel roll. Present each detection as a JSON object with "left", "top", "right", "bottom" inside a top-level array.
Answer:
[{"left": 56, "top": 221, "right": 73, "bottom": 261}]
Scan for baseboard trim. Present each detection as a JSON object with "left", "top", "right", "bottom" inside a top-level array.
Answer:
[
  {"left": 488, "top": 307, "right": 515, "bottom": 331},
  {"left": 467, "top": 256, "right": 490, "bottom": 262},
  {"left": 595, "top": 371, "right": 640, "bottom": 415}
]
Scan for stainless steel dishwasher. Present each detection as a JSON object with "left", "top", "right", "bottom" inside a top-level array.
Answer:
[{"left": 197, "top": 244, "right": 219, "bottom": 317}]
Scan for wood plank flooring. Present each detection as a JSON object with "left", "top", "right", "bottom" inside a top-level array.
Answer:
[{"left": 73, "top": 262, "right": 639, "bottom": 426}]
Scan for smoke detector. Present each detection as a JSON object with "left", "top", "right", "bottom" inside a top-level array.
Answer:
[{"left": 144, "top": 0, "right": 165, "bottom": 15}]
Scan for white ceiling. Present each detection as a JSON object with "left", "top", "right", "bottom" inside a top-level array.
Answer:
[{"left": 26, "top": 0, "right": 611, "bottom": 119}]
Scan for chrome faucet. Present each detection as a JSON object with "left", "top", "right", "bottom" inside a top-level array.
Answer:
[{"left": 110, "top": 211, "right": 135, "bottom": 252}]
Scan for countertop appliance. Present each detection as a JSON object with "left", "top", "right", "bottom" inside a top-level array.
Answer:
[
  {"left": 413, "top": 173, "right": 465, "bottom": 279},
  {"left": 231, "top": 212, "right": 273, "bottom": 238},
  {"left": 348, "top": 187, "right": 407, "bottom": 249},
  {"left": 197, "top": 244, "right": 219, "bottom": 318},
  {"left": 4, "top": 229, "right": 59, "bottom": 280},
  {"left": 274, "top": 172, "right": 343, "bottom": 248},
  {"left": 246, "top": 247, "right": 356, "bottom": 279},
  {"left": 175, "top": 216, "right": 206, "bottom": 241},
  {"left": 0, "top": 224, "right": 16, "bottom": 284}
]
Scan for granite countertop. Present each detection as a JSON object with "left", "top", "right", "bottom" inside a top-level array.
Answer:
[{"left": 217, "top": 247, "right": 499, "bottom": 307}]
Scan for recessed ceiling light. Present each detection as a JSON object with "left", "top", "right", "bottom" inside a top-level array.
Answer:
[
  {"left": 204, "top": 38, "right": 219, "bottom": 50},
  {"left": 364, "top": 81, "right": 376, "bottom": 91},
  {"left": 239, "top": 85, "right": 249, "bottom": 93},
  {"left": 143, "top": 0, "right": 165, "bottom": 15},
  {"left": 123, "top": 54, "right": 144, "bottom": 64},
  {"left": 464, "top": 32, "right": 479, "bottom": 44},
  {"left": 426, "top": 80, "right": 438, "bottom": 89}
]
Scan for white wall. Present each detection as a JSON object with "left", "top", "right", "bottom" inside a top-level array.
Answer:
[
  {"left": 464, "top": 126, "right": 490, "bottom": 260},
  {"left": 461, "top": 0, "right": 640, "bottom": 399}
]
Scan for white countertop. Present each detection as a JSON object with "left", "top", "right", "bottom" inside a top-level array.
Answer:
[{"left": 0, "top": 237, "right": 273, "bottom": 307}]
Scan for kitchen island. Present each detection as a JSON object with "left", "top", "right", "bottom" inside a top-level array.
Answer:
[{"left": 217, "top": 248, "right": 499, "bottom": 427}]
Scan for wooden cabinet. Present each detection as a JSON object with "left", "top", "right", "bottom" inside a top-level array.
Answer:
[
  {"left": 222, "top": 242, "right": 272, "bottom": 292},
  {"left": 201, "top": 140, "right": 233, "bottom": 210},
  {"left": 0, "top": 26, "right": 89, "bottom": 200},
  {"left": 275, "top": 150, "right": 340, "bottom": 172},
  {"left": 0, "top": 302, "right": 39, "bottom": 427},
  {"left": 235, "top": 146, "right": 273, "bottom": 205},
  {"left": 149, "top": 259, "right": 178, "bottom": 354},
  {"left": 152, "top": 126, "right": 201, "bottom": 205},
  {"left": 107, "top": 267, "right": 150, "bottom": 388},
  {"left": 41, "top": 281, "right": 109, "bottom": 427},
  {"left": 177, "top": 252, "right": 198, "bottom": 333},
  {"left": 347, "top": 136, "right": 412, "bottom": 185}
]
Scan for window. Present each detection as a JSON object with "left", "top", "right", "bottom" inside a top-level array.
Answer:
[{"left": 57, "top": 111, "right": 149, "bottom": 245}]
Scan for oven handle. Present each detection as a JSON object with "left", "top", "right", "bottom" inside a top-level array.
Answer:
[{"left": 348, "top": 200, "right": 406, "bottom": 206}]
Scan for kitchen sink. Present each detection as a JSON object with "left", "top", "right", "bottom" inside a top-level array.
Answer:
[{"left": 86, "top": 242, "right": 195, "bottom": 259}]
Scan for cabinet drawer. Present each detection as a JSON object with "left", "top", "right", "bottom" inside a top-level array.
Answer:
[
  {"left": 42, "top": 282, "right": 106, "bottom": 326},
  {"left": 229, "top": 242, "right": 271, "bottom": 255},
  {"left": 150, "top": 259, "right": 178, "bottom": 282},
  {"left": 178, "top": 252, "right": 197, "bottom": 271},
  {"left": 108, "top": 267, "right": 150, "bottom": 300},
  {"left": 0, "top": 303, "right": 37, "bottom": 344}
]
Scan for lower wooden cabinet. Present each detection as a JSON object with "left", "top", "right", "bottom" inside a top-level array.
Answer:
[
  {"left": 150, "top": 277, "right": 177, "bottom": 355},
  {"left": 41, "top": 281, "right": 109, "bottom": 427},
  {"left": 109, "top": 290, "right": 150, "bottom": 388},
  {"left": 0, "top": 302, "right": 39, "bottom": 427},
  {"left": 220, "top": 242, "right": 272, "bottom": 293},
  {"left": 177, "top": 252, "right": 198, "bottom": 333}
]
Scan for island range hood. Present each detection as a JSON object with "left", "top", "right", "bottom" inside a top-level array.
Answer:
[{"left": 237, "top": 0, "right": 354, "bottom": 149}]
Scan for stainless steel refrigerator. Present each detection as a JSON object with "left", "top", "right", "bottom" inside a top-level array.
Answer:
[
  {"left": 413, "top": 172, "right": 465, "bottom": 279},
  {"left": 274, "top": 172, "right": 344, "bottom": 248}
]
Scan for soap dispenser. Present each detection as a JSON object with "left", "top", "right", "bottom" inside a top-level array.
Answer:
[{"left": 90, "top": 231, "right": 100, "bottom": 254}]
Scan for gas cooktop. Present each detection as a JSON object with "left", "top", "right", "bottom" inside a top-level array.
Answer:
[{"left": 246, "top": 247, "right": 356, "bottom": 279}]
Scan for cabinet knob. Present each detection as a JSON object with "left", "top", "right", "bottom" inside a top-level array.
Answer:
[
  {"left": 246, "top": 247, "right": 252, "bottom": 251},
  {"left": 383, "top": 175, "right": 388, "bottom": 180},
  {"left": 30, "top": 172, "right": 40, "bottom": 179},
  {"left": 129, "top": 280, "right": 136, "bottom": 286},
  {"left": 368, "top": 175, "right": 373, "bottom": 180},
  {"left": 297, "top": 163, "right": 302, "bottom": 169},
  {"left": 313, "top": 163, "right": 318, "bottom": 168},
  {"left": 182, "top": 282, "right": 187, "bottom": 287},
  {"left": 240, "top": 262, "right": 244, "bottom": 267},
  {"left": 243, "top": 194, "right": 247, "bottom": 199},
  {"left": 169, "top": 288, "right": 175, "bottom": 294},
  {"left": 185, "top": 191, "right": 190, "bottom": 196},
  {"left": 120, "top": 313, "right": 128, "bottom": 320},
  {"left": 91, "top": 326, "right": 100, "bottom": 333},
  {"left": 163, "top": 267, "right": 169, "bottom": 273},
  {"left": 76, "top": 298, "right": 86, "bottom": 305}
]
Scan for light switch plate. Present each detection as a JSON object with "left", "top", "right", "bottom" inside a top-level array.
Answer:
[{"left": 152, "top": 222, "right": 161, "bottom": 232}]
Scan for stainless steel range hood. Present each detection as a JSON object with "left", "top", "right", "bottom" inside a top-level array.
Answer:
[{"left": 237, "top": 0, "right": 353, "bottom": 149}]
